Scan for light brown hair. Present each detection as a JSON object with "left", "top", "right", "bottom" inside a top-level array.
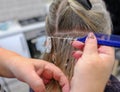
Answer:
[{"left": 42, "top": 0, "right": 112, "bottom": 91}]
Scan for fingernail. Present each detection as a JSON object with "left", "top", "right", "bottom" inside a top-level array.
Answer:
[{"left": 87, "top": 32, "right": 95, "bottom": 39}]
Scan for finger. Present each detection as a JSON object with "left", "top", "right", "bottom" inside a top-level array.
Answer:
[
  {"left": 53, "top": 72, "right": 69, "bottom": 92},
  {"left": 98, "top": 45, "right": 115, "bottom": 56},
  {"left": 83, "top": 32, "right": 98, "bottom": 55},
  {"left": 41, "top": 68, "right": 53, "bottom": 84},
  {"left": 98, "top": 45, "right": 115, "bottom": 64},
  {"left": 72, "top": 40, "right": 84, "bottom": 49},
  {"left": 72, "top": 51, "right": 83, "bottom": 59},
  {"left": 41, "top": 68, "right": 53, "bottom": 79},
  {"left": 42, "top": 77, "right": 50, "bottom": 84},
  {"left": 24, "top": 70, "right": 46, "bottom": 92},
  {"left": 44, "top": 64, "right": 70, "bottom": 92}
]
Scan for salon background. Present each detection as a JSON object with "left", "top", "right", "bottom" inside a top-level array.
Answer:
[{"left": 0, "top": 0, "right": 120, "bottom": 92}]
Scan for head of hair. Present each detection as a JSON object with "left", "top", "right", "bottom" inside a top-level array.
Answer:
[{"left": 43, "top": 0, "right": 112, "bottom": 91}]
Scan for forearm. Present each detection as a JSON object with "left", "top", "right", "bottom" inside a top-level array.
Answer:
[{"left": 0, "top": 48, "right": 20, "bottom": 77}]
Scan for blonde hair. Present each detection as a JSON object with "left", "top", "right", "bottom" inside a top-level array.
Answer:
[{"left": 43, "top": 0, "right": 112, "bottom": 91}]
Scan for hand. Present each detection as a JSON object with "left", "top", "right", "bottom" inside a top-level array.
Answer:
[
  {"left": 0, "top": 48, "right": 69, "bottom": 92},
  {"left": 70, "top": 33, "right": 115, "bottom": 92}
]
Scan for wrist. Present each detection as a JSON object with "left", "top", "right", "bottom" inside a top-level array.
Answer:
[
  {"left": 70, "top": 76, "right": 105, "bottom": 92},
  {"left": 0, "top": 48, "right": 22, "bottom": 77}
]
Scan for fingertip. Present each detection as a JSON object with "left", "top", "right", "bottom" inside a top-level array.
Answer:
[
  {"left": 72, "top": 51, "right": 82, "bottom": 59},
  {"left": 62, "top": 82, "right": 70, "bottom": 92},
  {"left": 59, "top": 76, "right": 70, "bottom": 92},
  {"left": 72, "top": 40, "right": 84, "bottom": 49},
  {"left": 85, "top": 32, "right": 97, "bottom": 44},
  {"left": 31, "top": 79, "right": 46, "bottom": 92},
  {"left": 46, "top": 63, "right": 70, "bottom": 92},
  {"left": 83, "top": 32, "right": 98, "bottom": 54},
  {"left": 53, "top": 69, "right": 70, "bottom": 92},
  {"left": 25, "top": 71, "right": 46, "bottom": 92}
]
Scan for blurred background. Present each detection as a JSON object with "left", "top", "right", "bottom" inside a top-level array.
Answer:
[
  {"left": 0, "top": 0, "right": 120, "bottom": 92},
  {"left": 0, "top": 0, "right": 52, "bottom": 92},
  {"left": 104, "top": 0, "right": 120, "bottom": 80}
]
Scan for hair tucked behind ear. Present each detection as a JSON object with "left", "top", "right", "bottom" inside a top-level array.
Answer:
[{"left": 43, "top": 0, "right": 112, "bottom": 92}]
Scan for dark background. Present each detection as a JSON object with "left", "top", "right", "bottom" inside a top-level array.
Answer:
[{"left": 103, "top": 0, "right": 120, "bottom": 35}]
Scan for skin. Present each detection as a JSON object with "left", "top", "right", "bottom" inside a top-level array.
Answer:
[
  {"left": 0, "top": 48, "right": 69, "bottom": 92},
  {"left": 70, "top": 32, "right": 115, "bottom": 92},
  {"left": 0, "top": 32, "right": 114, "bottom": 92}
]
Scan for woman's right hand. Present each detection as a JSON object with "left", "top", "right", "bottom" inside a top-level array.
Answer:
[{"left": 70, "top": 33, "right": 115, "bottom": 92}]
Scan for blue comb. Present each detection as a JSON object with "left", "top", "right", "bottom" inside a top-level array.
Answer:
[{"left": 77, "top": 33, "right": 120, "bottom": 48}]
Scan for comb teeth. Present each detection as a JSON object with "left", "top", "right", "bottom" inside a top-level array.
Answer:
[{"left": 48, "top": 36, "right": 74, "bottom": 40}]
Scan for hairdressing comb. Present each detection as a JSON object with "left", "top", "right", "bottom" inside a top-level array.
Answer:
[{"left": 77, "top": 33, "right": 120, "bottom": 48}]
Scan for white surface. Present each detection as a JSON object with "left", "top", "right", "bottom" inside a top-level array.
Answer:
[
  {"left": 0, "top": 21, "right": 45, "bottom": 38},
  {"left": 0, "top": 33, "right": 30, "bottom": 58},
  {"left": 0, "top": 0, "right": 50, "bottom": 22},
  {"left": 0, "top": 21, "right": 45, "bottom": 92},
  {"left": 0, "top": 77, "right": 29, "bottom": 92}
]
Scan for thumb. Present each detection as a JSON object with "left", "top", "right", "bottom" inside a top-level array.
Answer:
[
  {"left": 24, "top": 71, "right": 46, "bottom": 92},
  {"left": 83, "top": 32, "right": 98, "bottom": 55}
]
